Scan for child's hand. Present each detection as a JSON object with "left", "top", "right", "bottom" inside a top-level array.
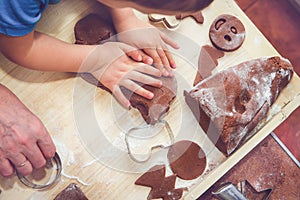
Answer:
[
  {"left": 117, "top": 27, "right": 179, "bottom": 77},
  {"left": 80, "top": 42, "right": 162, "bottom": 108},
  {"left": 111, "top": 8, "right": 180, "bottom": 76}
]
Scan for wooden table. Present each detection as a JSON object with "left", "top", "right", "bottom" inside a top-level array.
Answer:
[{"left": 0, "top": 0, "right": 299, "bottom": 199}]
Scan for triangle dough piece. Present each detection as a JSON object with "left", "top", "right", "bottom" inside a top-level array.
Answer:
[{"left": 194, "top": 45, "right": 224, "bottom": 86}]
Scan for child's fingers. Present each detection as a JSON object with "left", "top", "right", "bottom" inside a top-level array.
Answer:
[
  {"left": 143, "top": 48, "right": 169, "bottom": 76},
  {"left": 157, "top": 48, "right": 173, "bottom": 75},
  {"left": 112, "top": 86, "right": 131, "bottom": 109},
  {"left": 164, "top": 50, "right": 176, "bottom": 69},
  {"left": 126, "top": 70, "right": 162, "bottom": 88},
  {"left": 121, "top": 79, "right": 154, "bottom": 100},
  {"left": 141, "top": 53, "right": 154, "bottom": 65},
  {"left": 160, "top": 32, "right": 180, "bottom": 49},
  {"left": 135, "top": 63, "right": 161, "bottom": 77},
  {"left": 126, "top": 50, "right": 142, "bottom": 62},
  {"left": 128, "top": 50, "right": 154, "bottom": 65}
]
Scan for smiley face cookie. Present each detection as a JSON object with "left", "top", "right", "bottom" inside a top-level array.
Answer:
[{"left": 209, "top": 14, "right": 246, "bottom": 51}]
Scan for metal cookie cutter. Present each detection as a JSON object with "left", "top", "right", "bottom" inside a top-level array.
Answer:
[
  {"left": 212, "top": 182, "right": 248, "bottom": 200},
  {"left": 16, "top": 152, "right": 62, "bottom": 190},
  {"left": 125, "top": 119, "right": 174, "bottom": 163},
  {"left": 148, "top": 14, "right": 181, "bottom": 29},
  {"left": 212, "top": 180, "right": 272, "bottom": 200},
  {"left": 237, "top": 180, "right": 272, "bottom": 200}
]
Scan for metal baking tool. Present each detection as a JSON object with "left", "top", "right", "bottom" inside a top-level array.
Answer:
[
  {"left": 271, "top": 132, "right": 300, "bottom": 168},
  {"left": 237, "top": 180, "right": 272, "bottom": 200},
  {"left": 212, "top": 180, "right": 272, "bottom": 200},
  {"left": 148, "top": 14, "right": 181, "bottom": 29},
  {"left": 125, "top": 119, "right": 174, "bottom": 163},
  {"left": 212, "top": 182, "right": 248, "bottom": 200},
  {"left": 16, "top": 152, "right": 62, "bottom": 190}
]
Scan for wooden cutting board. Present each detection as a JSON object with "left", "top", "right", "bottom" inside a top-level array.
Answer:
[{"left": 0, "top": 0, "right": 299, "bottom": 199}]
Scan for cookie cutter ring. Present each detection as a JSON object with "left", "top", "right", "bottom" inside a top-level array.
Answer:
[
  {"left": 125, "top": 119, "right": 174, "bottom": 163},
  {"left": 16, "top": 152, "right": 62, "bottom": 190}
]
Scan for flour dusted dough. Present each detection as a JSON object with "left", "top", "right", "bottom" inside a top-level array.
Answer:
[{"left": 185, "top": 56, "right": 293, "bottom": 155}]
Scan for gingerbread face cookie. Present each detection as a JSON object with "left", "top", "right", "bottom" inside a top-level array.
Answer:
[
  {"left": 167, "top": 140, "right": 207, "bottom": 180},
  {"left": 209, "top": 14, "right": 246, "bottom": 51}
]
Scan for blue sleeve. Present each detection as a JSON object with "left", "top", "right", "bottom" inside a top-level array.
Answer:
[{"left": 0, "top": 0, "right": 49, "bottom": 36}]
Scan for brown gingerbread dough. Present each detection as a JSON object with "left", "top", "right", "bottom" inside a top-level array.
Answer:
[
  {"left": 135, "top": 165, "right": 185, "bottom": 200},
  {"left": 176, "top": 11, "right": 204, "bottom": 24},
  {"left": 74, "top": 14, "right": 115, "bottom": 45},
  {"left": 74, "top": 14, "right": 115, "bottom": 93},
  {"left": 209, "top": 14, "right": 246, "bottom": 51},
  {"left": 185, "top": 57, "right": 293, "bottom": 156},
  {"left": 54, "top": 183, "right": 88, "bottom": 200},
  {"left": 121, "top": 76, "right": 177, "bottom": 125},
  {"left": 74, "top": 14, "right": 177, "bottom": 125},
  {"left": 194, "top": 45, "right": 225, "bottom": 86},
  {"left": 167, "top": 140, "right": 207, "bottom": 180}
]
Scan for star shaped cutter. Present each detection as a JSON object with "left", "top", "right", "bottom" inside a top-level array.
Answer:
[
  {"left": 237, "top": 180, "right": 272, "bottom": 200},
  {"left": 212, "top": 180, "right": 272, "bottom": 200}
]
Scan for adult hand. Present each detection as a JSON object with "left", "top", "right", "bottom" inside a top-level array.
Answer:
[
  {"left": 0, "top": 84, "right": 56, "bottom": 177},
  {"left": 111, "top": 8, "right": 180, "bottom": 76},
  {"left": 80, "top": 42, "right": 162, "bottom": 109}
]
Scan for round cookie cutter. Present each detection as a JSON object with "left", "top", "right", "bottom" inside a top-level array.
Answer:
[
  {"left": 125, "top": 119, "right": 174, "bottom": 163},
  {"left": 16, "top": 152, "right": 62, "bottom": 190}
]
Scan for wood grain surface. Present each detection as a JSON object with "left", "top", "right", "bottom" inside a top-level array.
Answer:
[{"left": 0, "top": 0, "right": 299, "bottom": 199}]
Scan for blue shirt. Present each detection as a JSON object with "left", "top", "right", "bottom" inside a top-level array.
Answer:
[{"left": 0, "top": 0, "right": 60, "bottom": 36}]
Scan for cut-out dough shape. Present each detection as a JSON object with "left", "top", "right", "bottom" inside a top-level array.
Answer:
[
  {"left": 209, "top": 14, "right": 246, "bottom": 51},
  {"left": 74, "top": 14, "right": 115, "bottom": 45},
  {"left": 167, "top": 140, "right": 206, "bottom": 180},
  {"left": 54, "top": 183, "right": 88, "bottom": 200},
  {"left": 135, "top": 165, "right": 186, "bottom": 200},
  {"left": 194, "top": 45, "right": 225, "bottom": 86},
  {"left": 175, "top": 11, "right": 204, "bottom": 24}
]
